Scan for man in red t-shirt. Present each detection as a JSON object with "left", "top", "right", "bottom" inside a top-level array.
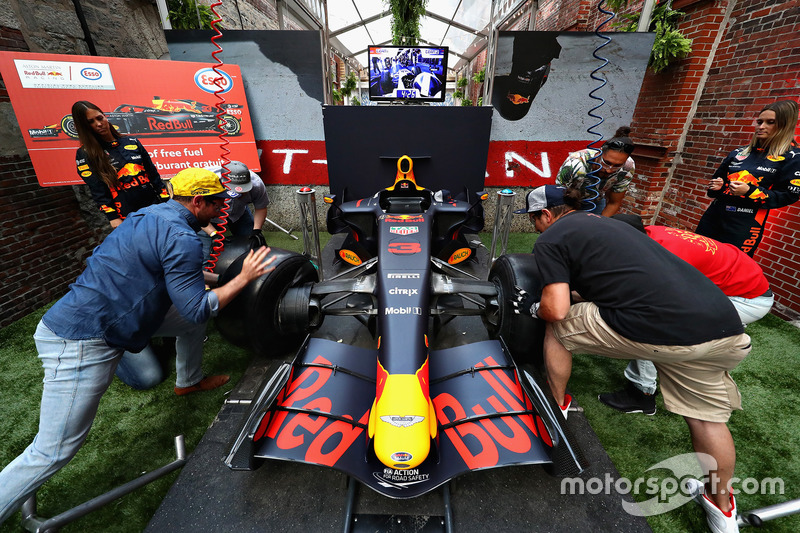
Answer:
[{"left": 599, "top": 215, "right": 774, "bottom": 415}]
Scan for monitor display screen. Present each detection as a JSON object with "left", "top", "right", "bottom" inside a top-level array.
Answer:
[{"left": 368, "top": 46, "right": 448, "bottom": 102}]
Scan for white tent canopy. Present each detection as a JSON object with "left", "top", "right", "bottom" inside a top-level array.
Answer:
[{"left": 327, "top": 0, "right": 498, "bottom": 73}]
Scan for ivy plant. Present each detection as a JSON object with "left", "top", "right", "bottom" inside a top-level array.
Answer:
[
  {"left": 607, "top": 0, "right": 692, "bottom": 73},
  {"left": 332, "top": 72, "right": 360, "bottom": 104},
  {"left": 167, "top": 0, "right": 215, "bottom": 30},
  {"left": 385, "top": 0, "right": 429, "bottom": 45}
]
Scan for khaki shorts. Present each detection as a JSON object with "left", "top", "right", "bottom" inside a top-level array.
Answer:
[{"left": 551, "top": 302, "right": 751, "bottom": 423}]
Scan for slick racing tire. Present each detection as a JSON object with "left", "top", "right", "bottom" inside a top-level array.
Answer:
[
  {"left": 61, "top": 115, "right": 79, "bottom": 139},
  {"left": 485, "top": 253, "right": 545, "bottom": 367},
  {"left": 219, "top": 115, "right": 241, "bottom": 136},
  {"left": 215, "top": 247, "right": 318, "bottom": 357}
]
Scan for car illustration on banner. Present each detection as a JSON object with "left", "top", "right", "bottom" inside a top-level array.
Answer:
[{"left": 27, "top": 97, "right": 243, "bottom": 140}]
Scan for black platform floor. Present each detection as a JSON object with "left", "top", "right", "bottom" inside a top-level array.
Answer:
[{"left": 147, "top": 238, "right": 652, "bottom": 533}]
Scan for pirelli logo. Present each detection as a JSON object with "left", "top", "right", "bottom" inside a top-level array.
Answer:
[{"left": 387, "top": 273, "right": 421, "bottom": 279}]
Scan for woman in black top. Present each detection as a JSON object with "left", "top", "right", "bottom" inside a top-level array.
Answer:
[
  {"left": 72, "top": 100, "right": 168, "bottom": 228},
  {"left": 696, "top": 99, "right": 800, "bottom": 256}
]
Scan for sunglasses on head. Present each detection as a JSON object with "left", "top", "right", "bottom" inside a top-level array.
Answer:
[{"left": 604, "top": 139, "right": 635, "bottom": 155}]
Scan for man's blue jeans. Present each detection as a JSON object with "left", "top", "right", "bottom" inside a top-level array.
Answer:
[
  {"left": 115, "top": 305, "right": 207, "bottom": 389},
  {"left": 0, "top": 321, "right": 122, "bottom": 524},
  {"left": 0, "top": 307, "right": 208, "bottom": 524}
]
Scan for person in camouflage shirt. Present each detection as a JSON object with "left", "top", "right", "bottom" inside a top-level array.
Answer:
[{"left": 555, "top": 127, "right": 635, "bottom": 216}]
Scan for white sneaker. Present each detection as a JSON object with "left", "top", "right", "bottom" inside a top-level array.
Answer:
[
  {"left": 685, "top": 478, "right": 739, "bottom": 533},
  {"left": 559, "top": 393, "right": 572, "bottom": 420}
]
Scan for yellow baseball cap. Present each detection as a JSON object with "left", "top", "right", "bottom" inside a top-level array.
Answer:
[{"left": 169, "top": 167, "right": 233, "bottom": 199}]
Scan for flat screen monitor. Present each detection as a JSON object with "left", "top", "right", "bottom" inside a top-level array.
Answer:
[{"left": 368, "top": 46, "right": 448, "bottom": 102}]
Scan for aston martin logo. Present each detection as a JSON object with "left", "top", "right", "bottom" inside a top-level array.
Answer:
[{"left": 380, "top": 415, "right": 425, "bottom": 428}]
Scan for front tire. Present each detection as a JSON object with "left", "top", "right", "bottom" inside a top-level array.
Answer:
[
  {"left": 485, "top": 254, "right": 546, "bottom": 367},
  {"left": 215, "top": 247, "right": 318, "bottom": 357}
]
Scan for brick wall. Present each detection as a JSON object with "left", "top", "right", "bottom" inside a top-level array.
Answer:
[
  {"left": 666, "top": 0, "right": 800, "bottom": 319},
  {"left": 0, "top": 157, "right": 106, "bottom": 327},
  {"left": 0, "top": 25, "right": 106, "bottom": 328},
  {"left": 534, "top": 0, "right": 800, "bottom": 318}
]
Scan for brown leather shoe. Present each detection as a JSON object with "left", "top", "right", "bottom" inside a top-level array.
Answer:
[{"left": 174, "top": 375, "right": 230, "bottom": 396}]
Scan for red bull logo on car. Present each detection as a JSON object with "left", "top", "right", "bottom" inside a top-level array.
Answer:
[
  {"left": 146, "top": 117, "right": 193, "bottom": 131},
  {"left": 507, "top": 93, "right": 530, "bottom": 105}
]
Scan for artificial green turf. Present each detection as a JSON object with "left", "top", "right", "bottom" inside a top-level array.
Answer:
[
  {"left": 567, "top": 314, "right": 800, "bottom": 533},
  {"left": 1, "top": 230, "right": 799, "bottom": 532}
]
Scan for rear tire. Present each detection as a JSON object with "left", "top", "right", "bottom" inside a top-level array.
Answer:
[{"left": 485, "top": 254, "right": 545, "bottom": 367}]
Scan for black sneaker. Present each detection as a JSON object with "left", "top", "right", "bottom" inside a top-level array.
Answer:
[{"left": 598, "top": 384, "right": 656, "bottom": 415}]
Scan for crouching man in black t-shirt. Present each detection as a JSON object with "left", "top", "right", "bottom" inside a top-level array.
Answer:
[{"left": 518, "top": 185, "right": 751, "bottom": 533}]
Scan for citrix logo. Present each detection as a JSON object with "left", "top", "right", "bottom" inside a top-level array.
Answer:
[{"left": 389, "top": 288, "right": 419, "bottom": 295}]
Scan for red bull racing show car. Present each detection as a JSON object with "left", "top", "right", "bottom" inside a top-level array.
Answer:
[
  {"left": 27, "top": 97, "right": 243, "bottom": 140},
  {"left": 212, "top": 156, "right": 588, "bottom": 511}
]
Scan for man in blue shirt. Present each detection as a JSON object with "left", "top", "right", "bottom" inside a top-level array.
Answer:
[{"left": 0, "top": 168, "right": 276, "bottom": 525}]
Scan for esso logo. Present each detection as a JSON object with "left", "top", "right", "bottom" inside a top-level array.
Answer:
[
  {"left": 80, "top": 68, "right": 102, "bottom": 80},
  {"left": 194, "top": 68, "right": 233, "bottom": 94},
  {"left": 339, "top": 249, "right": 362, "bottom": 265},
  {"left": 448, "top": 248, "right": 472, "bottom": 265}
]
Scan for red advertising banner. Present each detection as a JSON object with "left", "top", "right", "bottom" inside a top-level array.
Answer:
[
  {"left": 0, "top": 51, "right": 259, "bottom": 186},
  {"left": 255, "top": 139, "right": 592, "bottom": 189}
]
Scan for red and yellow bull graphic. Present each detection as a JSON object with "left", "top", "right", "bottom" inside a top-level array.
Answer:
[
  {"left": 506, "top": 93, "right": 530, "bottom": 105},
  {"left": 664, "top": 228, "right": 718, "bottom": 253},
  {"left": 117, "top": 162, "right": 145, "bottom": 178},
  {"left": 368, "top": 358, "right": 437, "bottom": 470},
  {"left": 728, "top": 170, "right": 760, "bottom": 186}
]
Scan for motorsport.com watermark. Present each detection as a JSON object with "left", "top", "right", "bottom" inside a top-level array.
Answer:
[{"left": 560, "top": 453, "right": 785, "bottom": 516}]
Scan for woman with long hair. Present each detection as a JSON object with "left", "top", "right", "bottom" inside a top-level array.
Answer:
[
  {"left": 73, "top": 101, "right": 173, "bottom": 390},
  {"left": 696, "top": 99, "right": 800, "bottom": 256},
  {"left": 73, "top": 100, "right": 168, "bottom": 228}
]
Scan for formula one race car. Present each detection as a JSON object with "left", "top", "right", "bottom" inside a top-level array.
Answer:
[
  {"left": 27, "top": 98, "right": 242, "bottom": 140},
  {"left": 213, "top": 156, "right": 587, "bottom": 500}
]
